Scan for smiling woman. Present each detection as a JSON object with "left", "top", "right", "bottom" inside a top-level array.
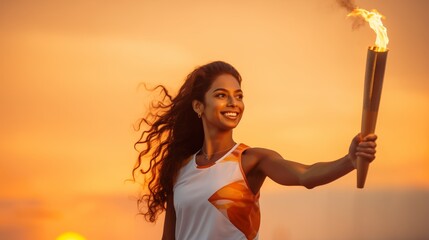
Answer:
[
  {"left": 56, "top": 232, "right": 86, "bottom": 240},
  {"left": 132, "top": 61, "right": 378, "bottom": 240}
]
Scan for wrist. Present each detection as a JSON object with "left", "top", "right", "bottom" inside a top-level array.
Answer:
[{"left": 345, "top": 154, "right": 356, "bottom": 170}]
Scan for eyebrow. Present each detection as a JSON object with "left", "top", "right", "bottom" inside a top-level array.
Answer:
[{"left": 212, "top": 88, "right": 243, "bottom": 93}]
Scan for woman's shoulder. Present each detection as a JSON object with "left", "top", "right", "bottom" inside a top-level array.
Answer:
[
  {"left": 240, "top": 146, "right": 284, "bottom": 177},
  {"left": 242, "top": 146, "right": 283, "bottom": 160}
]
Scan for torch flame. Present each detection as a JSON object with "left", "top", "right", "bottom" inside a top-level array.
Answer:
[{"left": 348, "top": 8, "right": 389, "bottom": 52}]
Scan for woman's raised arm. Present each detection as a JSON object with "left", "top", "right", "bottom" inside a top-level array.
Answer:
[{"left": 247, "top": 134, "right": 377, "bottom": 189}]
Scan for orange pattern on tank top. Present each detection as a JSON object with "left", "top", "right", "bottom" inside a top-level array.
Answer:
[
  {"left": 208, "top": 144, "right": 260, "bottom": 240},
  {"left": 218, "top": 143, "right": 246, "bottom": 163}
]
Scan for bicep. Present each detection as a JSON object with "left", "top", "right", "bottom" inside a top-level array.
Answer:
[
  {"left": 162, "top": 194, "right": 176, "bottom": 240},
  {"left": 256, "top": 150, "right": 310, "bottom": 186}
]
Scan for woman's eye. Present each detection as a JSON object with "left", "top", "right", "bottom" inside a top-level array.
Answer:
[
  {"left": 236, "top": 94, "right": 243, "bottom": 100},
  {"left": 216, "top": 93, "right": 226, "bottom": 98}
]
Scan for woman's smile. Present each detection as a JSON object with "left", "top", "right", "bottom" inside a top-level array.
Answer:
[{"left": 222, "top": 111, "right": 239, "bottom": 119}]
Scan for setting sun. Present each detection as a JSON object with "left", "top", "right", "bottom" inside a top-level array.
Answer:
[{"left": 56, "top": 232, "right": 86, "bottom": 240}]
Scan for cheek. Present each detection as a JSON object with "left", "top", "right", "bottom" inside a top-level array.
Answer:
[
  {"left": 212, "top": 99, "right": 227, "bottom": 109},
  {"left": 240, "top": 101, "right": 245, "bottom": 111},
  {"left": 204, "top": 100, "right": 224, "bottom": 113}
]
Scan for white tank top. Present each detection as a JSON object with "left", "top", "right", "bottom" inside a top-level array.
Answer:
[{"left": 173, "top": 143, "right": 260, "bottom": 240}]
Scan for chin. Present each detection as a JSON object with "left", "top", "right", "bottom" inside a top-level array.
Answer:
[{"left": 221, "top": 120, "right": 241, "bottom": 130}]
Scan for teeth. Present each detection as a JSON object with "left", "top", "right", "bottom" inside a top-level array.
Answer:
[{"left": 224, "top": 112, "right": 238, "bottom": 117}]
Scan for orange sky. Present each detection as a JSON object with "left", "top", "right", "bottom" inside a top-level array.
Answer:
[{"left": 1, "top": 0, "right": 428, "bottom": 239}]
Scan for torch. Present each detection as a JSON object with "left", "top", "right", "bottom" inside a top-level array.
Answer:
[{"left": 348, "top": 8, "right": 389, "bottom": 188}]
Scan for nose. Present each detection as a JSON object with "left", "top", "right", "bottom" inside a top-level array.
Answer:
[{"left": 227, "top": 96, "right": 237, "bottom": 107}]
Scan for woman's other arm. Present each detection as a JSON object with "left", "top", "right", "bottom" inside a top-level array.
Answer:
[{"left": 162, "top": 193, "right": 176, "bottom": 240}]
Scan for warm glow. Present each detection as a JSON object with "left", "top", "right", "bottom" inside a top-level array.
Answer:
[
  {"left": 1, "top": 1, "right": 428, "bottom": 239},
  {"left": 56, "top": 232, "right": 86, "bottom": 240},
  {"left": 348, "top": 8, "right": 389, "bottom": 51}
]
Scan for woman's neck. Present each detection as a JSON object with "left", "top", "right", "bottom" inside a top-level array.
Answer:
[{"left": 201, "top": 129, "right": 236, "bottom": 156}]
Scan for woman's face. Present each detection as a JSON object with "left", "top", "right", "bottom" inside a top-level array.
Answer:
[{"left": 200, "top": 74, "right": 244, "bottom": 131}]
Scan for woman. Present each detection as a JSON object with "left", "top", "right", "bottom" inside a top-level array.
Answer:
[{"left": 133, "top": 61, "right": 377, "bottom": 240}]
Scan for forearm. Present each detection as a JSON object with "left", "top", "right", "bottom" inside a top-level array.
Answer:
[{"left": 300, "top": 155, "right": 355, "bottom": 189}]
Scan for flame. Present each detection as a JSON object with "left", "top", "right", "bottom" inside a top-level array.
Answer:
[{"left": 348, "top": 8, "right": 389, "bottom": 52}]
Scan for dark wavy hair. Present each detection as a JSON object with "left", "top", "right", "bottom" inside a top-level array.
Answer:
[{"left": 133, "top": 61, "right": 242, "bottom": 222}]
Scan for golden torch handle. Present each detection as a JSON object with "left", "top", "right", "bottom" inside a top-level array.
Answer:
[{"left": 357, "top": 47, "right": 388, "bottom": 188}]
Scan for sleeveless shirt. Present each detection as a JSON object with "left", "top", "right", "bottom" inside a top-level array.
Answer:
[{"left": 173, "top": 143, "right": 260, "bottom": 240}]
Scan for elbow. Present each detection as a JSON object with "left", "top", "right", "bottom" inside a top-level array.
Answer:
[
  {"left": 300, "top": 176, "right": 317, "bottom": 189},
  {"left": 303, "top": 182, "right": 316, "bottom": 189}
]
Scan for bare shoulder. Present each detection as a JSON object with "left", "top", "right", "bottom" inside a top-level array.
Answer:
[
  {"left": 243, "top": 147, "right": 283, "bottom": 160},
  {"left": 241, "top": 147, "right": 283, "bottom": 173},
  {"left": 241, "top": 147, "right": 286, "bottom": 192}
]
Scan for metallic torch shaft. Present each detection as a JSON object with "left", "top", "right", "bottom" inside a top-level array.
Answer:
[{"left": 357, "top": 47, "right": 388, "bottom": 188}]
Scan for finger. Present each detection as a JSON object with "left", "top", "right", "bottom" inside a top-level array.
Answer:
[
  {"left": 358, "top": 141, "right": 377, "bottom": 148},
  {"left": 363, "top": 134, "right": 378, "bottom": 141},
  {"left": 351, "top": 133, "right": 360, "bottom": 142},
  {"left": 356, "top": 152, "right": 376, "bottom": 161},
  {"left": 356, "top": 146, "right": 376, "bottom": 154},
  {"left": 356, "top": 133, "right": 364, "bottom": 141}
]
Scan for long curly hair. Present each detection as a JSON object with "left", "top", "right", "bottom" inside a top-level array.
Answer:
[{"left": 133, "top": 61, "right": 242, "bottom": 222}]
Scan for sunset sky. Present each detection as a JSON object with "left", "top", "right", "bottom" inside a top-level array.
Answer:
[{"left": 1, "top": 0, "right": 428, "bottom": 239}]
